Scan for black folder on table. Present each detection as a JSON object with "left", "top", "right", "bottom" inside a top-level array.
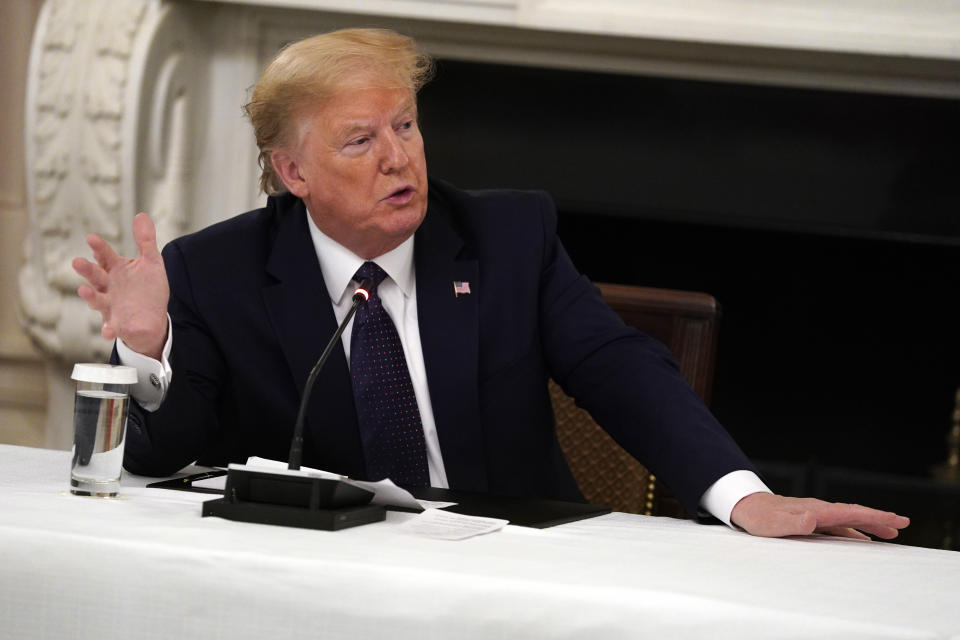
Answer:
[
  {"left": 406, "top": 486, "right": 610, "bottom": 529},
  {"left": 145, "top": 470, "right": 227, "bottom": 494}
]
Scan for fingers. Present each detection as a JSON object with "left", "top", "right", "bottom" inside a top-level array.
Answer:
[
  {"left": 838, "top": 522, "right": 902, "bottom": 540},
  {"left": 82, "top": 213, "right": 158, "bottom": 271},
  {"left": 816, "top": 526, "right": 871, "bottom": 541},
  {"left": 85, "top": 233, "right": 121, "bottom": 271},
  {"left": 76, "top": 285, "right": 115, "bottom": 341},
  {"left": 100, "top": 323, "right": 117, "bottom": 341},
  {"left": 72, "top": 257, "right": 110, "bottom": 292},
  {"left": 77, "top": 284, "right": 109, "bottom": 314},
  {"left": 812, "top": 503, "right": 909, "bottom": 536},
  {"left": 132, "top": 212, "right": 161, "bottom": 260},
  {"left": 788, "top": 502, "right": 908, "bottom": 540}
]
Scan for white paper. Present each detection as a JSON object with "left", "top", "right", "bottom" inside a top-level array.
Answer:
[
  {"left": 417, "top": 500, "right": 458, "bottom": 510},
  {"left": 192, "top": 474, "right": 227, "bottom": 490},
  {"left": 398, "top": 508, "right": 509, "bottom": 540},
  {"left": 245, "top": 457, "right": 344, "bottom": 480},
  {"left": 348, "top": 477, "right": 424, "bottom": 510}
]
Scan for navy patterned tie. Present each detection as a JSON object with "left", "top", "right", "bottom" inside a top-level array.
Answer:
[{"left": 349, "top": 262, "right": 429, "bottom": 486}]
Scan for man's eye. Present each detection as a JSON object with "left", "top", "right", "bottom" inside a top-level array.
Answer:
[
  {"left": 398, "top": 121, "right": 413, "bottom": 131},
  {"left": 350, "top": 137, "right": 370, "bottom": 146}
]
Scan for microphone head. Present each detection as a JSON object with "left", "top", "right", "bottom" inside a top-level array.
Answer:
[{"left": 352, "top": 278, "right": 373, "bottom": 304}]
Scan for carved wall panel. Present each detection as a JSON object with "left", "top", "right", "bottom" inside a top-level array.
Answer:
[{"left": 20, "top": 0, "right": 199, "bottom": 364}]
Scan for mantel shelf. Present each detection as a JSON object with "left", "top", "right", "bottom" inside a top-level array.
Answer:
[{"left": 193, "top": 0, "right": 960, "bottom": 99}]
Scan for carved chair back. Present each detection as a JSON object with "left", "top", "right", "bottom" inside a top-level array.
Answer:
[{"left": 552, "top": 283, "right": 720, "bottom": 517}]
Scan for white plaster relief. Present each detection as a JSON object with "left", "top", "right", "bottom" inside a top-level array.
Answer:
[
  {"left": 137, "top": 22, "right": 196, "bottom": 249},
  {"left": 21, "top": 0, "right": 197, "bottom": 363},
  {"left": 77, "top": 1, "right": 148, "bottom": 244},
  {"left": 32, "top": 1, "right": 78, "bottom": 235}
]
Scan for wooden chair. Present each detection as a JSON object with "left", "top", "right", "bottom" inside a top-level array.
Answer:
[{"left": 551, "top": 283, "right": 720, "bottom": 517}]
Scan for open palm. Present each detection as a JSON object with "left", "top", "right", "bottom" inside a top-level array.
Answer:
[{"left": 72, "top": 213, "right": 170, "bottom": 360}]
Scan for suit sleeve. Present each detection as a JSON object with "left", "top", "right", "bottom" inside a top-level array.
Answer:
[
  {"left": 532, "top": 193, "right": 758, "bottom": 515},
  {"left": 123, "top": 241, "right": 227, "bottom": 476}
]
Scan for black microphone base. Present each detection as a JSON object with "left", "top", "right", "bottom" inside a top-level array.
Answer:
[
  {"left": 201, "top": 465, "right": 385, "bottom": 531},
  {"left": 202, "top": 497, "right": 385, "bottom": 531}
]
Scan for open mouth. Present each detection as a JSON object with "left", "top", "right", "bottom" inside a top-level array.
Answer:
[{"left": 384, "top": 186, "right": 415, "bottom": 203}]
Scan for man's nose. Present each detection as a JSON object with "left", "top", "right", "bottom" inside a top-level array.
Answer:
[{"left": 378, "top": 130, "right": 409, "bottom": 173}]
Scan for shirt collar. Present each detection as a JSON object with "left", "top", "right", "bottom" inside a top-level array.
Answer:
[{"left": 305, "top": 208, "right": 415, "bottom": 304}]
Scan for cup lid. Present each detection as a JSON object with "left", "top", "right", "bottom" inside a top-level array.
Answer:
[{"left": 71, "top": 363, "right": 138, "bottom": 385}]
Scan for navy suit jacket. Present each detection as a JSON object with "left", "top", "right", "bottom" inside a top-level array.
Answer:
[{"left": 124, "top": 178, "right": 756, "bottom": 514}]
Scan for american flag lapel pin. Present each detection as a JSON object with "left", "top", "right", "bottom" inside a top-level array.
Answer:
[{"left": 453, "top": 281, "right": 471, "bottom": 297}]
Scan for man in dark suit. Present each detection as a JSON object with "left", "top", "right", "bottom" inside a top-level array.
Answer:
[{"left": 73, "top": 28, "right": 908, "bottom": 539}]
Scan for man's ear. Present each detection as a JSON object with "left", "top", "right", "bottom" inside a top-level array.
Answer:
[{"left": 270, "top": 149, "right": 309, "bottom": 198}]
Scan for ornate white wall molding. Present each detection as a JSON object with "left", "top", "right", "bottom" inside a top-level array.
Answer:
[{"left": 21, "top": 0, "right": 200, "bottom": 364}]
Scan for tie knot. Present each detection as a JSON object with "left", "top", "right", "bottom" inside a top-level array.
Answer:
[{"left": 354, "top": 261, "right": 389, "bottom": 291}]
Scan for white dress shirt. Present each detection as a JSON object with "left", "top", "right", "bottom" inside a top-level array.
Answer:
[
  {"left": 304, "top": 213, "right": 449, "bottom": 489},
  {"left": 120, "top": 208, "right": 770, "bottom": 526}
]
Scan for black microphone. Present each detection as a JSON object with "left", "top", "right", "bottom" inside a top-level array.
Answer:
[
  {"left": 288, "top": 278, "right": 372, "bottom": 470},
  {"left": 202, "top": 277, "right": 385, "bottom": 531}
]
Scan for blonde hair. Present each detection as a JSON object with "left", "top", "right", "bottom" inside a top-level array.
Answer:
[{"left": 244, "top": 28, "right": 435, "bottom": 195}]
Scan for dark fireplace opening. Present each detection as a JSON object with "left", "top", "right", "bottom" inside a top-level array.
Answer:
[
  {"left": 557, "top": 213, "right": 960, "bottom": 477},
  {"left": 419, "top": 58, "right": 960, "bottom": 546}
]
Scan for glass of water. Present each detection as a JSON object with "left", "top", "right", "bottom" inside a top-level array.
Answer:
[{"left": 70, "top": 363, "right": 137, "bottom": 497}]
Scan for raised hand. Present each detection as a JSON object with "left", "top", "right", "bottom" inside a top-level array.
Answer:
[
  {"left": 731, "top": 492, "right": 910, "bottom": 540},
  {"left": 72, "top": 213, "right": 170, "bottom": 360}
]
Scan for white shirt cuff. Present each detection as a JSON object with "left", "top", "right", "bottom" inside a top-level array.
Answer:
[
  {"left": 699, "top": 470, "right": 773, "bottom": 528},
  {"left": 115, "top": 316, "right": 173, "bottom": 412}
]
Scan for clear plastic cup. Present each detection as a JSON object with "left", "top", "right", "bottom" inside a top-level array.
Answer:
[{"left": 70, "top": 363, "right": 137, "bottom": 497}]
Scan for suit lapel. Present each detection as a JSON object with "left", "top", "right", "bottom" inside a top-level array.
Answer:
[
  {"left": 415, "top": 195, "right": 487, "bottom": 492},
  {"left": 261, "top": 201, "right": 366, "bottom": 478}
]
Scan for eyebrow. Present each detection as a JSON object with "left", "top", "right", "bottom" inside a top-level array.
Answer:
[
  {"left": 332, "top": 100, "right": 418, "bottom": 141},
  {"left": 334, "top": 122, "right": 375, "bottom": 140}
]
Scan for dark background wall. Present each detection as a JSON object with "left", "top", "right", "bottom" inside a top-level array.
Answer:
[{"left": 418, "top": 59, "right": 960, "bottom": 480}]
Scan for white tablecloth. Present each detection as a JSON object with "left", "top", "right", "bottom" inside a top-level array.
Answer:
[{"left": 1, "top": 444, "right": 958, "bottom": 640}]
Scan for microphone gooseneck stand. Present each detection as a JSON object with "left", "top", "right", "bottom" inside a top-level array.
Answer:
[{"left": 202, "top": 279, "right": 386, "bottom": 530}]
